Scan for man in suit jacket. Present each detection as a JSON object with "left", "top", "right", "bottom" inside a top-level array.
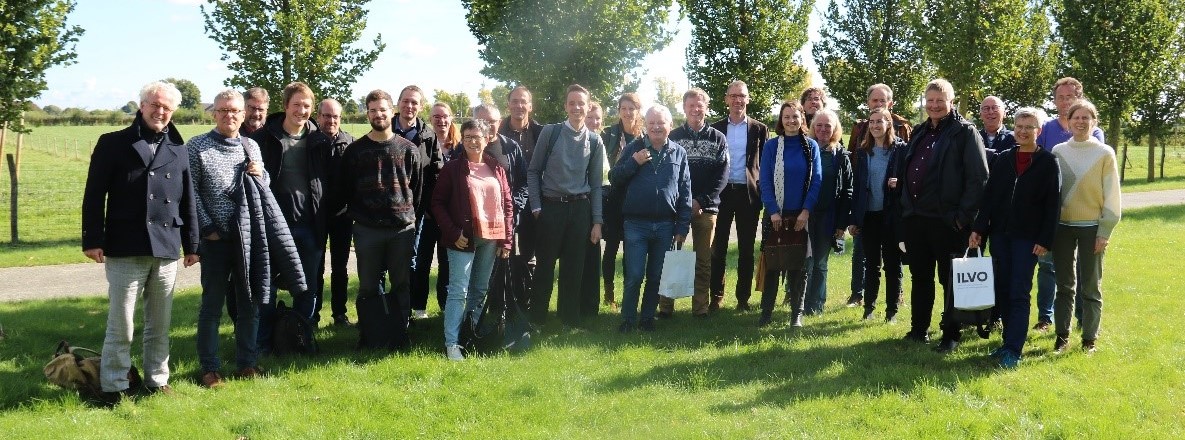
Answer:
[
  {"left": 709, "top": 80, "right": 769, "bottom": 312},
  {"left": 81, "top": 81, "right": 200, "bottom": 405}
]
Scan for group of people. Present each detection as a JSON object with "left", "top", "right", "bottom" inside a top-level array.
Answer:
[{"left": 79, "top": 73, "right": 1119, "bottom": 404}]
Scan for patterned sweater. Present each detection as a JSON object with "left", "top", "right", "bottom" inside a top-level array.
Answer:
[
  {"left": 1051, "top": 138, "right": 1122, "bottom": 238},
  {"left": 187, "top": 130, "right": 267, "bottom": 236}
]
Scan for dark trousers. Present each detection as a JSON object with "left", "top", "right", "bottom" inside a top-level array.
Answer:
[
  {"left": 861, "top": 211, "right": 902, "bottom": 315},
  {"left": 529, "top": 199, "right": 592, "bottom": 327},
  {"left": 850, "top": 234, "right": 865, "bottom": 299},
  {"left": 411, "top": 214, "right": 448, "bottom": 311},
  {"left": 902, "top": 215, "right": 965, "bottom": 341},
  {"left": 258, "top": 224, "right": 320, "bottom": 352},
  {"left": 990, "top": 235, "right": 1038, "bottom": 354},
  {"left": 315, "top": 214, "right": 353, "bottom": 318},
  {"left": 353, "top": 223, "right": 414, "bottom": 335},
  {"left": 710, "top": 184, "right": 761, "bottom": 304},
  {"left": 512, "top": 211, "right": 538, "bottom": 310},
  {"left": 601, "top": 239, "right": 621, "bottom": 297},
  {"left": 581, "top": 240, "right": 602, "bottom": 318}
]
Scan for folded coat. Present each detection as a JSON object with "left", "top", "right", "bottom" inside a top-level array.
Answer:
[{"left": 229, "top": 171, "right": 308, "bottom": 305}]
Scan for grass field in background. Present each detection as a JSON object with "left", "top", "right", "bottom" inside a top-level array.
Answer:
[
  {"left": 0, "top": 205, "right": 1182, "bottom": 438},
  {"left": 0, "top": 124, "right": 1182, "bottom": 267}
]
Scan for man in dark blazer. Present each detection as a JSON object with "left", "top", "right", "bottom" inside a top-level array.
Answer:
[
  {"left": 81, "top": 81, "right": 199, "bottom": 405},
  {"left": 709, "top": 80, "right": 769, "bottom": 312}
]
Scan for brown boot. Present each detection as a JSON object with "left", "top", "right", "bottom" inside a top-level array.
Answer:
[{"left": 603, "top": 286, "right": 618, "bottom": 311}]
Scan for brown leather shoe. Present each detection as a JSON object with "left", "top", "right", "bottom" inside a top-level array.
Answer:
[
  {"left": 1032, "top": 321, "right": 1051, "bottom": 331},
  {"left": 147, "top": 384, "right": 175, "bottom": 396},
  {"left": 236, "top": 367, "right": 263, "bottom": 379},
  {"left": 200, "top": 371, "right": 224, "bottom": 389}
]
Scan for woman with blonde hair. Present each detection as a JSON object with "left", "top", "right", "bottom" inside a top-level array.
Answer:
[
  {"left": 600, "top": 93, "right": 644, "bottom": 309},
  {"left": 802, "top": 108, "right": 852, "bottom": 316}
]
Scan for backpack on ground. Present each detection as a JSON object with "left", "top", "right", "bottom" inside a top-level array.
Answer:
[
  {"left": 356, "top": 292, "right": 410, "bottom": 351},
  {"left": 44, "top": 340, "right": 141, "bottom": 398},
  {"left": 461, "top": 259, "right": 533, "bottom": 355},
  {"left": 273, "top": 300, "right": 318, "bottom": 355}
]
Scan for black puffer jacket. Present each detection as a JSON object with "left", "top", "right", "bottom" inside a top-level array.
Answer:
[{"left": 230, "top": 171, "right": 307, "bottom": 305}]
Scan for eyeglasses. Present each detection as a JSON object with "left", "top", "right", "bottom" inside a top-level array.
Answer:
[
  {"left": 462, "top": 135, "right": 485, "bottom": 142},
  {"left": 145, "top": 102, "right": 176, "bottom": 113},
  {"left": 1014, "top": 125, "right": 1039, "bottom": 131},
  {"left": 247, "top": 105, "right": 268, "bottom": 112},
  {"left": 214, "top": 108, "right": 243, "bottom": 115},
  {"left": 727, "top": 94, "right": 749, "bottom": 100}
]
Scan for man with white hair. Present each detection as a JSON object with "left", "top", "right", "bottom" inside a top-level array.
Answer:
[
  {"left": 82, "top": 81, "right": 200, "bottom": 404},
  {"left": 609, "top": 105, "right": 692, "bottom": 332},
  {"left": 978, "top": 95, "right": 1015, "bottom": 163}
]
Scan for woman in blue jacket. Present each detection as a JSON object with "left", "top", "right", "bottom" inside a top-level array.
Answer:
[
  {"left": 757, "top": 100, "right": 822, "bottom": 328},
  {"left": 969, "top": 107, "right": 1060, "bottom": 368},
  {"left": 803, "top": 109, "right": 852, "bottom": 315},
  {"left": 847, "top": 108, "right": 906, "bottom": 322}
]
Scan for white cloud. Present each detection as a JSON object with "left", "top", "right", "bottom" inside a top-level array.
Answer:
[{"left": 167, "top": 0, "right": 204, "bottom": 5}]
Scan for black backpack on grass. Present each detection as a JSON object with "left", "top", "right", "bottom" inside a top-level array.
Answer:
[
  {"left": 357, "top": 292, "right": 410, "bottom": 351},
  {"left": 461, "top": 259, "right": 534, "bottom": 355},
  {"left": 273, "top": 300, "right": 318, "bottom": 355}
]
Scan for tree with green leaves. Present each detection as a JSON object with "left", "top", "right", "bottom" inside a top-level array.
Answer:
[
  {"left": 0, "top": 0, "right": 83, "bottom": 133},
  {"left": 462, "top": 0, "right": 672, "bottom": 122},
  {"left": 813, "top": 0, "right": 930, "bottom": 122},
  {"left": 654, "top": 76, "right": 682, "bottom": 115},
  {"left": 918, "top": 0, "right": 1060, "bottom": 116},
  {"left": 120, "top": 101, "right": 139, "bottom": 114},
  {"left": 1125, "top": 8, "right": 1185, "bottom": 182},
  {"left": 1055, "top": 0, "right": 1178, "bottom": 159},
  {"left": 432, "top": 90, "right": 473, "bottom": 118},
  {"left": 200, "top": 0, "right": 385, "bottom": 111},
  {"left": 681, "top": 0, "right": 813, "bottom": 121},
  {"left": 163, "top": 78, "right": 202, "bottom": 110}
]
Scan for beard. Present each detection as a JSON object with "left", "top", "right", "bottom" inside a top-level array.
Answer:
[{"left": 370, "top": 116, "right": 391, "bottom": 132}]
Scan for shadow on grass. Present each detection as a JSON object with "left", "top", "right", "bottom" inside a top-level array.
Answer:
[
  {"left": 1, "top": 237, "right": 81, "bottom": 249},
  {"left": 1120, "top": 174, "right": 1185, "bottom": 189}
]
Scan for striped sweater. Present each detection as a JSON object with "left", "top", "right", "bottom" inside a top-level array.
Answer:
[
  {"left": 1051, "top": 138, "right": 1122, "bottom": 238},
  {"left": 187, "top": 130, "right": 267, "bottom": 236}
]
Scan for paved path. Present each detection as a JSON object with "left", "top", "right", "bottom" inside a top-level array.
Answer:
[{"left": 2, "top": 189, "right": 1182, "bottom": 303}]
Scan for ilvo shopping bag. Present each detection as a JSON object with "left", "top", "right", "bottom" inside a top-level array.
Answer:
[
  {"left": 952, "top": 247, "right": 995, "bottom": 310},
  {"left": 658, "top": 244, "right": 695, "bottom": 299}
]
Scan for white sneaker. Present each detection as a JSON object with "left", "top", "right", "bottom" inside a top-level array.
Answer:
[
  {"left": 445, "top": 345, "right": 464, "bottom": 361},
  {"left": 412, "top": 309, "right": 429, "bottom": 320}
]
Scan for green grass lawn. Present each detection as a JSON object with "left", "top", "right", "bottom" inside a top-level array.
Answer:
[{"left": 0, "top": 205, "right": 1182, "bottom": 438}]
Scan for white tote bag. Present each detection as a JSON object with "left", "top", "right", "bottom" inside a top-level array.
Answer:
[
  {"left": 658, "top": 249, "right": 696, "bottom": 299},
  {"left": 952, "top": 247, "right": 995, "bottom": 310}
]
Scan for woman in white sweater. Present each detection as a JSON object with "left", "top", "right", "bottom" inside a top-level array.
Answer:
[{"left": 1050, "top": 100, "right": 1121, "bottom": 354}]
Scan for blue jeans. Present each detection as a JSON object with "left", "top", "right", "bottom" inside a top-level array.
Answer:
[
  {"left": 804, "top": 214, "right": 835, "bottom": 313},
  {"left": 197, "top": 239, "right": 260, "bottom": 372},
  {"left": 258, "top": 224, "right": 320, "bottom": 352},
  {"left": 621, "top": 219, "right": 675, "bottom": 324},
  {"left": 990, "top": 235, "right": 1038, "bottom": 355},
  {"left": 443, "top": 238, "right": 498, "bottom": 347}
]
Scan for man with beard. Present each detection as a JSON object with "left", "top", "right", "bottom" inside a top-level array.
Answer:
[
  {"left": 241, "top": 87, "right": 269, "bottom": 136},
  {"left": 335, "top": 89, "right": 423, "bottom": 349}
]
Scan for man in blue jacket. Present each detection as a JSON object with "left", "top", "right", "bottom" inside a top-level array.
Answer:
[
  {"left": 82, "top": 81, "right": 199, "bottom": 404},
  {"left": 610, "top": 106, "right": 693, "bottom": 332}
]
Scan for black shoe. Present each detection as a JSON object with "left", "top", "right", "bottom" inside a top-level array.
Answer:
[
  {"left": 1032, "top": 320, "right": 1051, "bottom": 331},
  {"left": 788, "top": 314, "right": 803, "bottom": 328},
  {"left": 693, "top": 312, "right": 709, "bottom": 319},
  {"left": 933, "top": 339, "right": 960, "bottom": 353},
  {"left": 736, "top": 302, "right": 751, "bottom": 312},
  {"left": 845, "top": 295, "right": 863, "bottom": 308},
  {"left": 903, "top": 331, "right": 930, "bottom": 343},
  {"left": 332, "top": 314, "right": 353, "bottom": 327},
  {"left": 656, "top": 311, "right": 673, "bottom": 320},
  {"left": 862, "top": 310, "right": 874, "bottom": 321},
  {"left": 638, "top": 319, "right": 656, "bottom": 332},
  {"left": 617, "top": 321, "right": 634, "bottom": 333},
  {"left": 95, "top": 390, "right": 124, "bottom": 407},
  {"left": 708, "top": 297, "right": 722, "bottom": 312},
  {"left": 1054, "top": 335, "right": 1069, "bottom": 353},
  {"left": 757, "top": 315, "right": 772, "bottom": 328},
  {"left": 885, "top": 312, "right": 897, "bottom": 323},
  {"left": 1082, "top": 339, "right": 1097, "bottom": 353}
]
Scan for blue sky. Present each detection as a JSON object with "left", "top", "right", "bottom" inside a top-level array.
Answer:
[{"left": 39, "top": 0, "right": 822, "bottom": 111}]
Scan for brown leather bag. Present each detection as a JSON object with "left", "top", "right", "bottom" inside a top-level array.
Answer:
[{"left": 763, "top": 227, "right": 808, "bottom": 272}]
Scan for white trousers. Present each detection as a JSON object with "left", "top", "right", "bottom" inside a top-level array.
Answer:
[{"left": 100, "top": 256, "right": 177, "bottom": 391}]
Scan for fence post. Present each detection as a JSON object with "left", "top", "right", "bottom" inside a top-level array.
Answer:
[
  {"left": 14, "top": 116, "right": 22, "bottom": 180},
  {"left": 7, "top": 153, "right": 18, "bottom": 243}
]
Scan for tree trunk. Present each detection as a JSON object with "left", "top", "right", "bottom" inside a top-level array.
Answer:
[
  {"left": 1119, "top": 143, "right": 1128, "bottom": 182},
  {"left": 1110, "top": 112, "right": 1123, "bottom": 181},
  {"left": 1147, "top": 135, "right": 1157, "bottom": 182}
]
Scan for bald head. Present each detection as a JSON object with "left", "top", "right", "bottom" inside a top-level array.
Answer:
[
  {"left": 318, "top": 98, "right": 343, "bottom": 136},
  {"left": 980, "top": 96, "right": 1004, "bottom": 133}
]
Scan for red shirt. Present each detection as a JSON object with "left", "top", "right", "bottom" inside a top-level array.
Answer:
[{"left": 1015, "top": 150, "right": 1034, "bottom": 176}]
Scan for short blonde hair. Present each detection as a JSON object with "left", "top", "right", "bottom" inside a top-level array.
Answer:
[{"left": 925, "top": 78, "right": 955, "bottom": 101}]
